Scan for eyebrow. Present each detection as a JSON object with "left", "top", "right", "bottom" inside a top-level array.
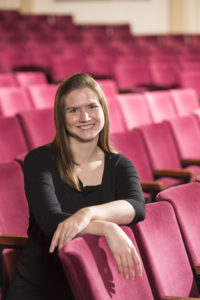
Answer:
[{"left": 65, "top": 101, "right": 99, "bottom": 110}]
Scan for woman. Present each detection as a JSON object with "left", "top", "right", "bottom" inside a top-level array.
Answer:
[{"left": 7, "top": 73, "right": 145, "bottom": 299}]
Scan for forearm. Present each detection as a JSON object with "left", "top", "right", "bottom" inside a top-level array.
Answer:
[
  {"left": 78, "top": 219, "right": 116, "bottom": 237},
  {"left": 87, "top": 200, "right": 136, "bottom": 225}
]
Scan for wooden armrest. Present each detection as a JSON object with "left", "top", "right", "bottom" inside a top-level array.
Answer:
[
  {"left": 195, "top": 264, "right": 200, "bottom": 275},
  {"left": 181, "top": 158, "right": 200, "bottom": 167},
  {"left": 162, "top": 297, "right": 199, "bottom": 299},
  {"left": 141, "top": 181, "right": 163, "bottom": 192},
  {"left": 154, "top": 169, "right": 193, "bottom": 180},
  {"left": 0, "top": 234, "right": 28, "bottom": 249}
]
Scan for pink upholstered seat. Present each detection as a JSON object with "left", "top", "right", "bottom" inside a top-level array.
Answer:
[
  {"left": 0, "top": 87, "right": 33, "bottom": 116},
  {"left": 169, "top": 88, "right": 199, "bottom": 116},
  {"left": 17, "top": 108, "right": 55, "bottom": 150},
  {"left": 133, "top": 202, "right": 199, "bottom": 298},
  {"left": 116, "top": 93, "right": 153, "bottom": 130},
  {"left": 136, "top": 122, "right": 200, "bottom": 184},
  {"left": 15, "top": 71, "right": 48, "bottom": 87},
  {"left": 144, "top": 90, "right": 177, "bottom": 123},
  {"left": 107, "top": 99, "right": 126, "bottom": 133},
  {"left": 0, "top": 161, "right": 29, "bottom": 292},
  {"left": 27, "top": 84, "right": 58, "bottom": 109},
  {"left": 96, "top": 79, "right": 118, "bottom": 102},
  {"left": 0, "top": 116, "right": 28, "bottom": 163},
  {"left": 157, "top": 182, "right": 200, "bottom": 273},
  {"left": 0, "top": 73, "right": 18, "bottom": 87},
  {"left": 179, "top": 70, "right": 200, "bottom": 97},
  {"left": 59, "top": 226, "right": 154, "bottom": 300}
]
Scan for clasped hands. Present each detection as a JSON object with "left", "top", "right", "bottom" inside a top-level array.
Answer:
[{"left": 49, "top": 207, "right": 142, "bottom": 280}]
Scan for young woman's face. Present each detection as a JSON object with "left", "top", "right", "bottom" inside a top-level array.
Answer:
[{"left": 64, "top": 87, "right": 105, "bottom": 143}]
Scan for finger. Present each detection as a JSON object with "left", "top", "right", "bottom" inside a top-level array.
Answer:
[
  {"left": 121, "top": 255, "right": 129, "bottom": 279},
  {"left": 49, "top": 226, "right": 62, "bottom": 253},
  {"left": 132, "top": 249, "right": 142, "bottom": 277},
  {"left": 113, "top": 254, "right": 122, "bottom": 274},
  {"left": 127, "top": 253, "right": 135, "bottom": 280}
]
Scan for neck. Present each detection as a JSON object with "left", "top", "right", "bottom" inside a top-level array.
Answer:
[{"left": 69, "top": 136, "right": 101, "bottom": 165}]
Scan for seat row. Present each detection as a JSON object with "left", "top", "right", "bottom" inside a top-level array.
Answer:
[
  {"left": 0, "top": 159, "right": 199, "bottom": 299},
  {"left": 1, "top": 105, "right": 200, "bottom": 201}
]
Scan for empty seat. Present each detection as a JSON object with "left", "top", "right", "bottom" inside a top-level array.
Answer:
[
  {"left": 144, "top": 90, "right": 177, "bottom": 123},
  {"left": 170, "top": 88, "right": 199, "bottom": 116},
  {"left": 0, "top": 87, "right": 32, "bottom": 116},
  {"left": 96, "top": 79, "right": 118, "bottom": 102},
  {"left": 0, "top": 116, "right": 28, "bottom": 163},
  {"left": 17, "top": 108, "right": 55, "bottom": 150},
  {"left": 166, "top": 115, "right": 200, "bottom": 168},
  {"left": 133, "top": 202, "right": 199, "bottom": 298},
  {"left": 59, "top": 226, "right": 154, "bottom": 300},
  {"left": 15, "top": 71, "right": 48, "bottom": 87},
  {"left": 179, "top": 70, "right": 200, "bottom": 97},
  {"left": 157, "top": 182, "right": 200, "bottom": 278},
  {"left": 136, "top": 122, "right": 200, "bottom": 184},
  {"left": 0, "top": 161, "right": 28, "bottom": 296},
  {"left": 107, "top": 99, "right": 126, "bottom": 134},
  {"left": 117, "top": 93, "right": 153, "bottom": 130},
  {"left": 27, "top": 84, "right": 58, "bottom": 109}
]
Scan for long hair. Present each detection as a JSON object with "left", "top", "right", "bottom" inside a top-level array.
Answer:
[{"left": 49, "top": 73, "right": 115, "bottom": 191}]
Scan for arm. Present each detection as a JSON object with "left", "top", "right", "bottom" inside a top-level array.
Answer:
[{"left": 24, "top": 149, "right": 72, "bottom": 238}]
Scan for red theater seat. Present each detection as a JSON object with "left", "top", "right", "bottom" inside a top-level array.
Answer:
[
  {"left": 15, "top": 71, "right": 48, "bottom": 87},
  {"left": 0, "top": 73, "right": 18, "bottom": 87},
  {"left": 170, "top": 88, "right": 199, "bottom": 116},
  {"left": 27, "top": 84, "right": 58, "bottom": 109}
]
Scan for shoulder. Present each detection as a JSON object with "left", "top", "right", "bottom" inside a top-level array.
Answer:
[
  {"left": 106, "top": 152, "right": 135, "bottom": 169},
  {"left": 24, "top": 145, "right": 55, "bottom": 173}
]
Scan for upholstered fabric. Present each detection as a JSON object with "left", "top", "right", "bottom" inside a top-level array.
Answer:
[
  {"left": 59, "top": 226, "right": 154, "bottom": 300},
  {"left": 170, "top": 88, "right": 199, "bottom": 116},
  {"left": 133, "top": 202, "right": 199, "bottom": 299},
  {"left": 144, "top": 91, "right": 177, "bottom": 123},
  {"left": 117, "top": 93, "right": 153, "bottom": 130},
  {"left": 17, "top": 108, "right": 55, "bottom": 149},
  {"left": 15, "top": 71, "right": 48, "bottom": 87},
  {"left": 157, "top": 182, "right": 200, "bottom": 268},
  {"left": 0, "top": 116, "right": 28, "bottom": 163},
  {"left": 27, "top": 84, "right": 58, "bottom": 109},
  {"left": 96, "top": 79, "right": 118, "bottom": 102},
  {"left": 0, "top": 87, "right": 33, "bottom": 116},
  {"left": 0, "top": 73, "right": 18, "bottom": 87}
]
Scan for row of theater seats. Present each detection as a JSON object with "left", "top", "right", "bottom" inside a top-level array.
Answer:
[{"left": 0, "top": 159, "right": 200, "bottom": 299}]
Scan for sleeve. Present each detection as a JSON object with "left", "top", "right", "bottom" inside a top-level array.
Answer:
[
  {"left": 24, "top": 150, "right": 72, "bottom": 238},
  {"left": 115, "top": 155, "right": 145, "bottom": 224}
]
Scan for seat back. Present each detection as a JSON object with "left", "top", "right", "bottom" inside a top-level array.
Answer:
[
  {"left": 133, "top": 202, "right": 199, "bottom": 299},
  {"left": 137, "top": 122, "right": 181, "bottom": 169},
  {"left": 110, "top": 130, "right": 153, "bottom": 181},
  {"left": 117, "top": 93, "right": 153, "bottom": 130},
  {"left": 107, "top": 99, "right": 126, "bottom": 133},
  {"left": 148, "top": 61, "right": 178, "bottom": 87},
  {"left": 59, "top": 226, "right": 154, "bottom": 300},
  {"left": 144, "top": 91, "right": 177, "bottom": 123},
  {"left": 0, "top": 116, "right": 28, "bottom": 163},
  {"left": 0, "top": 87, "right": 32, "bottom": 116},
  {"left": 27, "top": 84, "right": 58, "bottom": 109},
  {"left": 17, "top": 108, "right": 55, "bottom": 150},
  {"left": 179, "top": 70, "right": 200, "bottom": 97},
  {"left": 166, "top": 115, "right": 200, "bottom": 158},
  {"left": 157, "top": 182, "right": 200, "bottom": 269},
  {"left": 96, "top": 79, "right": 118, "bottom": 102},
  {"left": 170, "top": 88, "right": 199, "bottom": 116},
  {"left": 15, "top": 71, "right": 48, "bottom": 87},
  {"left": 0, "top": 161, "right": 29, "bottom": 234}
]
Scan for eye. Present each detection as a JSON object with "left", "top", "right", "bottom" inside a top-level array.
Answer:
[
  {"left": 69, "top": 108, "right": 78, "bottom": 113},
  {"left": 89, "top": 104, "right": 98, "bottom": 110}
]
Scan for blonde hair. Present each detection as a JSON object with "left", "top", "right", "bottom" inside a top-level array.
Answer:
[{"left": 49, "top": 73, "right": 115, "bottom": 191}]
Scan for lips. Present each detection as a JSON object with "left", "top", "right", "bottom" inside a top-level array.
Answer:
[{"left": 77, "top": 124, "right": 95, "bottom": 130}]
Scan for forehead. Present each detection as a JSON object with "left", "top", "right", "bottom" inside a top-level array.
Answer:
[{"left": 64, "top": 87, "right": 99, "bottom": 107}]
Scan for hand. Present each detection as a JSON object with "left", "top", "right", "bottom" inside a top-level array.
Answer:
[
  {"left": 104, "top": 223, "right": 142, "bottom": 280},
  {"left": 49, "top": 207, "right": 92, "bottom": 253}
]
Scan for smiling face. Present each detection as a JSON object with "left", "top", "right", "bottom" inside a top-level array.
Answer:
[{"left": 64, "top": 87, "right": 105, "bottom": 143}]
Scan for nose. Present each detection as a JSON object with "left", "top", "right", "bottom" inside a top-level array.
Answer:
[{"left": 80, "top": 111, "right": 91, "bottom": 122}]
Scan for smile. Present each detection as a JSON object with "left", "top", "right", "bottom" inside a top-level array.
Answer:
[{"left": 77, "top": 124, "right": 95, "bottom": 130}]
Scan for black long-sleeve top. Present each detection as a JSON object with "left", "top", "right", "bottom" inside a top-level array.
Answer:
[{"left": 12, "top": 145, "right": 145, "bottom": 299}]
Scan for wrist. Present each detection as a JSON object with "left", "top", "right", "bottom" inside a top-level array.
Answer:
[{"left": 102, "top": 221, "right": 118, "bottom": 238}]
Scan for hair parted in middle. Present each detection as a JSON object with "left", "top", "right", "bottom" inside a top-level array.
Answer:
[{"left": 49, "top": 72, "right": 115, "bottom": 191}]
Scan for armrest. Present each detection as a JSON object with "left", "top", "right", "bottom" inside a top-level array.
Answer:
[
  {"left": 162, "top": 297, "right": 199, "bottom": 300},
  {"left": 195, "top": 264, "right": 200, "bottom": 275},
  {"left": 181, "top": 158, "right": 200, "bottom": 167},
  {"left": 0, "top": 234, "right": 28, "bottom": 249},
  {"left": 154, "top": 169, "right": 193, "bottom": 180},
  {"left": 141, "top": 181, "right": 163, "bottom": 192}
]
